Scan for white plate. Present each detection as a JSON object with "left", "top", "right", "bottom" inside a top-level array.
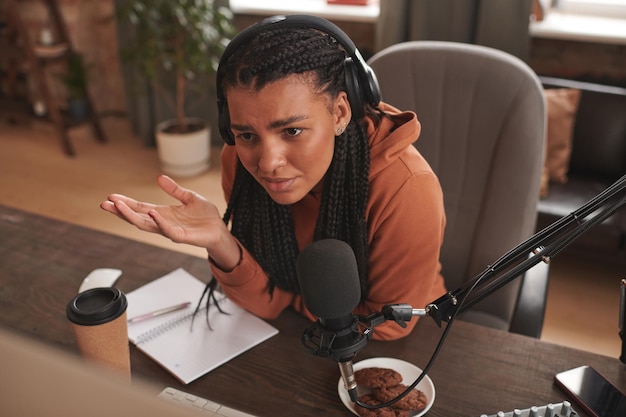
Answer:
[{"left": 337, "top": 357, "right": 435, "bottom": 416}]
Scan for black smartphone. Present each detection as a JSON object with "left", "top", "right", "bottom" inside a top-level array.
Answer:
[{"left": 554, "top": 365, "right": 626, "bottom": 417}]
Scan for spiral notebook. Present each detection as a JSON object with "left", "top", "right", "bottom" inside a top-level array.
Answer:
[{"left": 125, "top": 268, "right": 278, "bottom": 384}]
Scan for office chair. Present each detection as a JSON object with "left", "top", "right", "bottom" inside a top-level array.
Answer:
[{"left": 368, "top": 41, "right": 549, "bottom": 338}]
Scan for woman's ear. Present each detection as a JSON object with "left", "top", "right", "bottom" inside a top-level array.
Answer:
[{"left": 333, "top": 91, "right": 352, "bottom": 132}]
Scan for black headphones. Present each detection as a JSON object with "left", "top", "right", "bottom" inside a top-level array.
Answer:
[{"left": 216, "top": 14, "right": 381, "bottom": 145}]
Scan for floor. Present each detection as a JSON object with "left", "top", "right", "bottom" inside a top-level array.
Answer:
[{"left": 0, "top": 113, "right": 623, "bottom": 359}]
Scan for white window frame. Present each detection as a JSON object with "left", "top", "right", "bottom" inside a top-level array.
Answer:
[
  {"left": 556, "top": 0, "right": 626, "bottom": 19},
  {"left": 531, "top": 0, "right": 626, "bottom": 44}
]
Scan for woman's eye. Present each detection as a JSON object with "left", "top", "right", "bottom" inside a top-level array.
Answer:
[
  {"left": 237, "top": 132, "right": 255, "bottom": 142},
  {"left": 284, "top": 127, "right": 302, "bottom": 137}
]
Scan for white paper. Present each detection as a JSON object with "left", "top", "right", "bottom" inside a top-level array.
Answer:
[{"left": 126, "top": 268, "right": 278, "bottom": 384}]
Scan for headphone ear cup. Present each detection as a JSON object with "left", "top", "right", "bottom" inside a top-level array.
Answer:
[
  {"left": 363, "top": 65, "right": 381, "bottom": 107},
  {"left": 217, "top": 98, "right": 235, "bottom": 145},
  {"left": 344, "top": 58, "right": 365, "bottom": 120}
]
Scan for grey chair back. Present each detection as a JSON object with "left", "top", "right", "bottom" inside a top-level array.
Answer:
[{"left": 368, "top": 41, "right": 547, "bottom": 333}]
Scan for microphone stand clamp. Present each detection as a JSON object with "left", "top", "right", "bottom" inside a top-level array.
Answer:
[
  {"left": 302, "top": 316, "right": 371, "bottom": 362},
  {"left": 359, "top": 303, "right": 431, "bottom": 330}
]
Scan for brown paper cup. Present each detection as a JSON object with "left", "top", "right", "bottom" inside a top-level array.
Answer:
[{"left": 66, "top": 287, "right": 131, "bottom": 380}]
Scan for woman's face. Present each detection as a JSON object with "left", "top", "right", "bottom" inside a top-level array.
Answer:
[{"left": 226, "top": 74, "right": 351, "bottom": 205}]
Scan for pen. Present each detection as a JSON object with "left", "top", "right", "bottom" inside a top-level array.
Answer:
[{"left": 128, "top": 301, "right": 192, "bottom": 324}]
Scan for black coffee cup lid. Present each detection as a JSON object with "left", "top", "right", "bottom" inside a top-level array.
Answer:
[{"left": 66, "top": 287, "right": 128, "bottom": 326}]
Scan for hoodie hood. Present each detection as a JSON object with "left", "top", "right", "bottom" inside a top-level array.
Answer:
[{"left": 365, "top": 102, "right": 422, "bottom": 179}]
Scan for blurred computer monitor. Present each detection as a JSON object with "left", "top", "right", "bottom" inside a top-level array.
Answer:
[{"left": 0, "top": 326, "right": 199, "bottom": 417}]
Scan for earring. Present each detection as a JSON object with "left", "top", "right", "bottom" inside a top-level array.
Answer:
[{"left": 336, "top": 122, "right": 348, "bottom": 136}]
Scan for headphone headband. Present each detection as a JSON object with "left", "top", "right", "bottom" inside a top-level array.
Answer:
[{"left": 216, "top": 14, "right": 380, "bottom": 145}]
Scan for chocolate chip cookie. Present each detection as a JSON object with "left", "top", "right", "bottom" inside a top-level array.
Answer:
[
  {"left": 372, "top": 383, "right": 429, "bottom": 411},
  {"left": 354, "top": 367, "right": 403, "bottom": 389}
]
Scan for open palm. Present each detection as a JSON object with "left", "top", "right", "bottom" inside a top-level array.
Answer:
[{"left": 101, "top": 175, "right": 226, "bottom": 249}]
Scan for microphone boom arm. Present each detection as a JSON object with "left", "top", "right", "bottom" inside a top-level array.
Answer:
[{"left": 364, "top": 174, "right": 626, "bottom": 330}]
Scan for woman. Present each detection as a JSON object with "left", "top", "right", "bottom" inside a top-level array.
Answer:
[{"left": 101, "top": 15, "right": 446, "bottom": 340}]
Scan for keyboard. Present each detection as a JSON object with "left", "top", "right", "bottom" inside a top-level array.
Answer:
[
  {"left": 480, "top": 401, "right": 578, "bottom": 417},
  {"left": 158, "top": 387, "right": 257, "bottom": 417}
]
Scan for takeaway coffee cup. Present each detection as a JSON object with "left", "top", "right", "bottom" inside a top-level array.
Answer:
[{"left": 66, "top": 287, "right": 131, "bottom": 380}]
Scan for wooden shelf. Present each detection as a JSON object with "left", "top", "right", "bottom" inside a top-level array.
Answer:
[
  {"left": 33, "top": 43, "right": 70, "bottom": 59},
  {"left": 3, "top": 0, "right": 106, "bottom": 156}
]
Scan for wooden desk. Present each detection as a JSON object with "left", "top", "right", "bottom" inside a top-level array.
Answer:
[{"left": 1, "top": 204, "right": 624, "bottom": 416}]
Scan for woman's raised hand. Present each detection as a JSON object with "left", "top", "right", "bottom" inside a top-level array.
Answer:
[{"left": 100, "top": 175, "right": 227, "bottom": 250}]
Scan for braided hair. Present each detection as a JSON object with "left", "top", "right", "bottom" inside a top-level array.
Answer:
[{"left": 218, "top": 27, "right": 372, "bottom": 302}]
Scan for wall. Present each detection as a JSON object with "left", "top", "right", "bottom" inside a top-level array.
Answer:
[{"left": 529, "top": 37, "right": 626, "bottom": 87}]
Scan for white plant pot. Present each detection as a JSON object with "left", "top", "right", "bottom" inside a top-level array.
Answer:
[{"left": 155, "top": 118, "right": 211, "bottom": 178}]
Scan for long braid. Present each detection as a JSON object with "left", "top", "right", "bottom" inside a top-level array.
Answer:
[
  {"left": 225, "top": 162, "right": 300, "bottom": 294},
  {"left": 219, "top": 27, "right": 371, "bottom": 301}
]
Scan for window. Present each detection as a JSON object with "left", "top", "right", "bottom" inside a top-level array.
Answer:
[
  {"left": 555, "top": 0, "right": 626, "bottom": 18},
  {"left": 531, "top": 0, "right": 626, "bottom": 44}
]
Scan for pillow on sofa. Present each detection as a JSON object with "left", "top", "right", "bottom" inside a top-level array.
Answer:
[{"left": 540, "top": 88, "right": 581, "bottom": 197}]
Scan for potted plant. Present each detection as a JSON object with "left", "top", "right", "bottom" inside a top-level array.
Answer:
[
  {"left": 116, "top": 0, "right": 236, "bottom": 177},
  {"left": 58, "top": 53, "right": 90, "bottom": 123}
]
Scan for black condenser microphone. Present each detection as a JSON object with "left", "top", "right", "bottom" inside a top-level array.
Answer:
[{"left": 297, "top": 239, "right": 369, "bottom": 402}]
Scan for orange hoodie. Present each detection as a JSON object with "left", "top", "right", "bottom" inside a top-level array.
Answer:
[{"left": 212, "top": 102, "right": 446, "bottom": 340}]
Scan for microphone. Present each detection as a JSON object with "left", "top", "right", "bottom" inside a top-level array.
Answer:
[{"left": 296, "top": 239, "right": 369, "bottom": 403}]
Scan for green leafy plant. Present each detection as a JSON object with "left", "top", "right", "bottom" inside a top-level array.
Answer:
[
  {"left": 116, "top": 0, "right": 236, "bottom": 133},
  {"left": 59, "top": 53, "right": 89, "bottom": 100}
]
